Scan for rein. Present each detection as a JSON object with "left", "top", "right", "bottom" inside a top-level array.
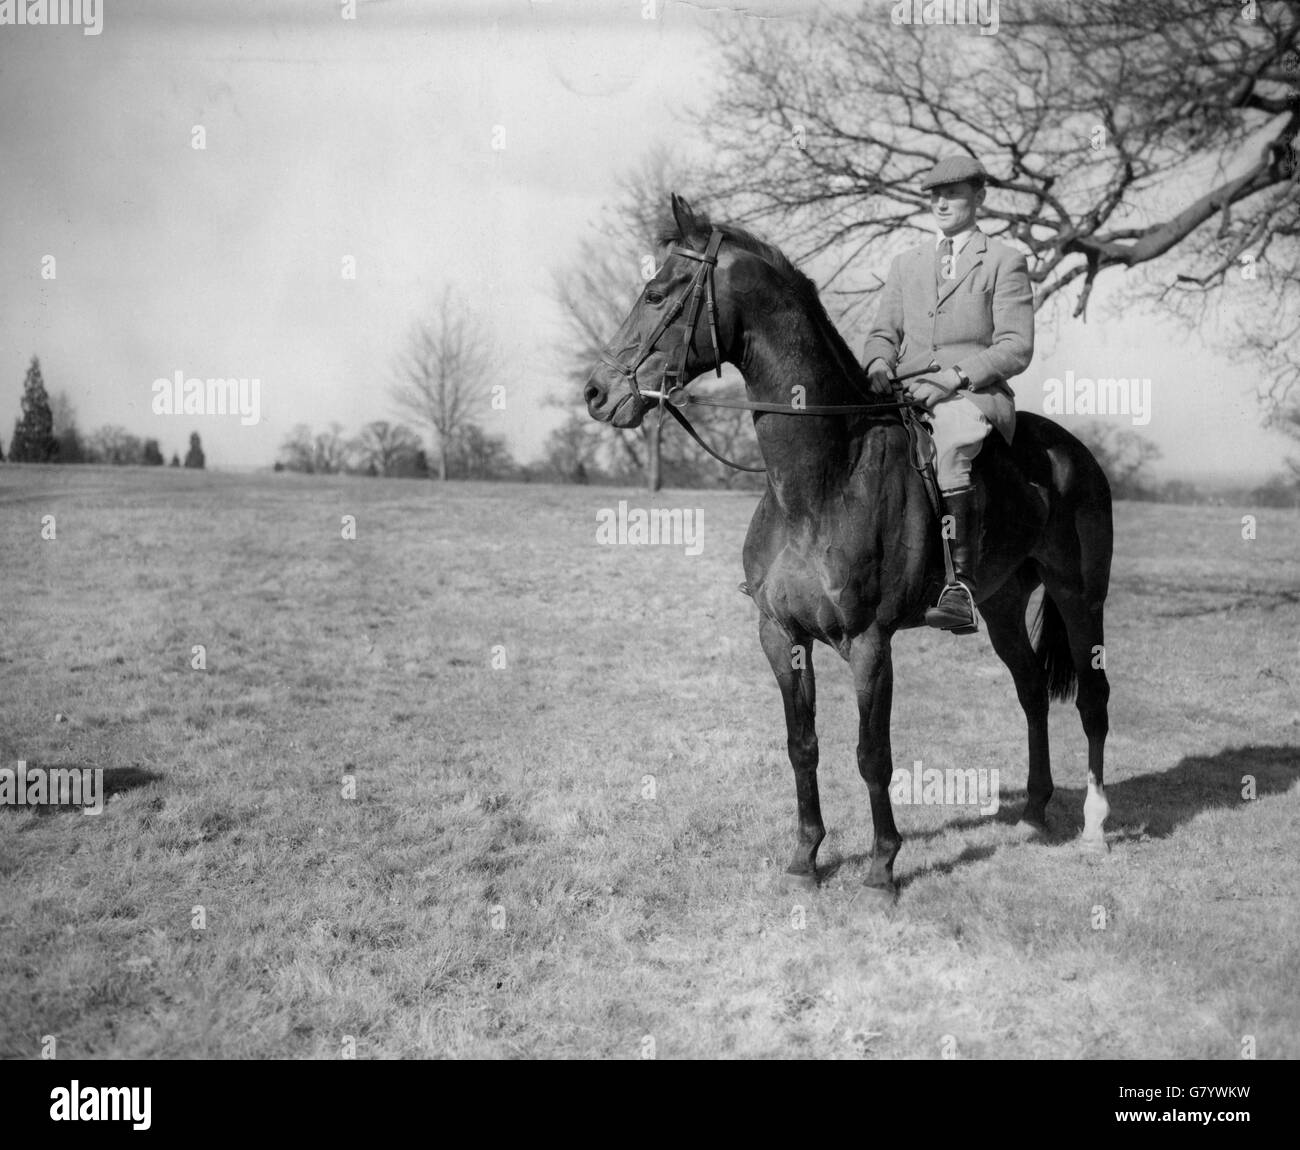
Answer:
[
  {"left": 640, "top": 373, "right": 935, "bottom": 475},
  {"left": 599, "top": 227, "right": 937, "bottom": 474},
  {"left": 635, "top": 385, "right": 930, "bottom": 417}
]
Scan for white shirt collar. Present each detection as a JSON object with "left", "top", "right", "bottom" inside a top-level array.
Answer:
[{"left": 935, "top": 225, "right": 981, "bottom": 256}]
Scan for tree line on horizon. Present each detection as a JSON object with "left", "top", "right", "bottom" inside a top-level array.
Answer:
[
  {"left": 5, "top": 349, "right": 1296, "bottom": 506},
  {"left": 3, "top": 356, "right": 205, "bottom": 469}
]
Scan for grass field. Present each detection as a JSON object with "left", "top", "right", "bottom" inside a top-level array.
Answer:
[{"left": 1, "top": 463, "right": 1297, "bottom": 1059}]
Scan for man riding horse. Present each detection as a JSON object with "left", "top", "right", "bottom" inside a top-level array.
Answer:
[
  {"left": 586, "top": 188, "right": 1115, "bottom": 891},
  {"left": 861, "top": 155, "right": 1034, "bottom": 635}
]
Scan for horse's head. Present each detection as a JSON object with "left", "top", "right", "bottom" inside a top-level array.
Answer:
[{"left": 586, "top": 194, "right": 749, "bottom": 428}]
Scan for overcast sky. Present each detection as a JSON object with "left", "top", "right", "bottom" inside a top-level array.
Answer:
[{"left": 0, "top": 0, "right": 1292, "bottom": 483}]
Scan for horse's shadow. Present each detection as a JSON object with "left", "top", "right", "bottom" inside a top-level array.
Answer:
[
  {"left": 819, "top": 744, "right": 1299, "bottom": 886},
  {"left": 3, "top": 764, "right": 162, "bottom": 819}
]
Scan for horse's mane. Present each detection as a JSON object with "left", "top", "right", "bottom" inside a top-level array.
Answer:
[
  {"left": 657, "top": 211, "right": 821, "bottom": 304},
  {"left": 658, "top": 207, "right": 873, "bottom": 395}
]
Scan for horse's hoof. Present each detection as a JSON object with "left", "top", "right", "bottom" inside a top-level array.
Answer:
[
  {"left": 850, "top": 884, "right": 897, "bottom": 915},
  {"left": 1078, "top": 834, "right": 1109, "bottom": 856},
  {"left": 778, "top": 869, "right": 819, "bottom": 894}
]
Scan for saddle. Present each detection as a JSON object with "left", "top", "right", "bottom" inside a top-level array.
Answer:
[{"left": 899, "top": 398, "right": 1051, "bottom": 611}]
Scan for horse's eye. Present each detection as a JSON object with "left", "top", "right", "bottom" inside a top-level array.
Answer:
[{"left": 644, "top": 290, "right": 664, "bottom": 304}]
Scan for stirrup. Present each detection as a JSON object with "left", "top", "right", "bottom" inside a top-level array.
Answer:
[{"left": 925, "top": 580, "right": 979, "bottom": 635}]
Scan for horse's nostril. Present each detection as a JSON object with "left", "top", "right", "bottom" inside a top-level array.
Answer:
[{"left": 584, "top": 383, "right": 603, "bottom": 406}]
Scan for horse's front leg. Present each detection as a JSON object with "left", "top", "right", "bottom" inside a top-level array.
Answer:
[
  {"left": 759, "top": 614, "right": 823, "bottom": 890},
  {"left": 849, "top": 624, "right": 901, "bottom": 906}
]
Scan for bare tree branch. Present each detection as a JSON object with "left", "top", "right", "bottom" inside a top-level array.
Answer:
[
  {"left": 690, "top": 0, "right": 1299, "bottom": 337},
  {"left": 391, "top": 285, "right": 496, "bottom": 480}
]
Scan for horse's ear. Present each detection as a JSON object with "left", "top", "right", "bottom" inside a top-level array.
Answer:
[{"left": 671, "top": 193, "right": 699, "bottom": 239}]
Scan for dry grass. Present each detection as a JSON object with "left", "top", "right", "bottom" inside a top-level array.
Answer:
[{"left": 1, "top": 463, "right": 1297, "bottom": 1059}]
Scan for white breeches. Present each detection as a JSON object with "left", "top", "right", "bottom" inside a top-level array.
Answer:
[{"left": 929, "top": 394, "right": 991, "bottom": 492}]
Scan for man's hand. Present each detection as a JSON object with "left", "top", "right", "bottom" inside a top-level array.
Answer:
[
  {"left": 865, "top": 359, "right": 894, "bottom": 395},
  {"left": 904, "top": 369, "right": 963, "bottom": 410},
  {"left": 903, "top": 380, "right": 949, "bottom": 410}
]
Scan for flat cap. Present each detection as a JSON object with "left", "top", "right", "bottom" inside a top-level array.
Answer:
[{"left": 919, "top": 156, "right": 990, "bottom": 190}]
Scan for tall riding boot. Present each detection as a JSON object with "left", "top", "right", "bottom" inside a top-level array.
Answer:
[{"left": 925, "top": 485, "right": 981, "bottom": 634}]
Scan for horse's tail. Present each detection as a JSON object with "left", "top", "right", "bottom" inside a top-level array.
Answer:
[
  {"left": 1033, "top": 591, "right": 1077, "bottom": 703},
  {"left": 1016, "top": 410, "right": 1113, "bottom": 707}
]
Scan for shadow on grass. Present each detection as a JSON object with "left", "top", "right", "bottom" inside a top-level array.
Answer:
[
  {"left": 1055, "top": 743, "right": 1299, "bottom": 840},
  {"left": 820, "top": 843, "right": 998, "bottom": 887},
  {"left": 826, "top": 744, "right": 1299, "bottom": 884},
  {"left": 1, "top": 763, "right": 163, "bottom": 818}
]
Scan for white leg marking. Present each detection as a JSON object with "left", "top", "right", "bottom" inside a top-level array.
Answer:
[{"left": 1080, "top": 772, "right": 1110, "bottom": 853}]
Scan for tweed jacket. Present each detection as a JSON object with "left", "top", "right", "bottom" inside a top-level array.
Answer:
[{"left": 861, "top": 230, "right": 1033, "bottom": 443}]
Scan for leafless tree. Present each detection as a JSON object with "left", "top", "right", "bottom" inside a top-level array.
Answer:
[
  {"left": 392, "top": 286, "right": 495, "bottom": 480},
  {"left": 446, "top": 424, "right": 515, "bottom": 480},
  {"left": 313, "top": 423, "right": 352, "bottom": 474},
  {"left": 691, "top": 0, "right": 1300, "bottom": 420},
  {"left": 84, "top": 425, "right": 143, "bottom": 466},
  {"left": 278, "top": 424, "right": 315, "bottom": 472},
  {"left": 278, "top": 422, "right": 352, "bottom": 474},
  {"left": 355, "top": 420, "right": 423, "bottom": 477}
]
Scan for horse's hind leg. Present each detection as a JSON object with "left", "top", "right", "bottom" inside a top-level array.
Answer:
[
  {"left": 759, "top": 614, "right": 824, "bottom": 889},
  {"left": 1039, "top": 570, "right": 1111, "bottom": 853},
  {"left": 980, "top": 567, "right": 1053, "bottom": 831}
]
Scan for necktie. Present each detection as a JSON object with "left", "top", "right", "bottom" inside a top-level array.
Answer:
[{"left": 937, "top": 237, "right": 955, "bottom": 286}]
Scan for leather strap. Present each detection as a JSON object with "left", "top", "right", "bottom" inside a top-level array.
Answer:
[
  {"left": 654, "top": 376, "right": 933, "bottom": 476},
  {"left": 901, "top": 400, "right": 957, "bottom": 586},
  {"left": 663, "top": 402, "right": 766, "bottom": 473},
  {"left": 652, "top": 388, "right": 928, "bottom": 417}
]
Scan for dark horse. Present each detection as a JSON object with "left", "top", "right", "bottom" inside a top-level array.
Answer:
[{"left": 585, "top": 195, "right": 1113, "bottom": 906}]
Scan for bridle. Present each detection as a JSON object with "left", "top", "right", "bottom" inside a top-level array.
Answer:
[
  {"left": 598, "top": 228, "right": 932, "bottom": 474},
  {"left": 599, "top": 228, "right": 725, "bottom": 408}
]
